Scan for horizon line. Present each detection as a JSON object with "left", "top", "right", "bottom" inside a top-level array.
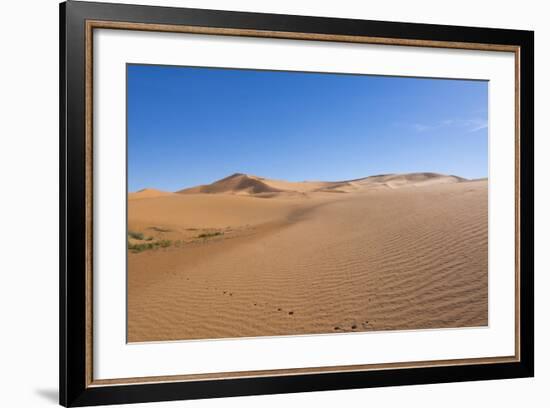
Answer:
[{"left": 130, "top": 171, "right": 489, "bottom": 194}]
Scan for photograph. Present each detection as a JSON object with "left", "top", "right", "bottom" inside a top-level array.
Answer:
[{"left": 126, "top": 64, "right": 489, "bottom": 343}]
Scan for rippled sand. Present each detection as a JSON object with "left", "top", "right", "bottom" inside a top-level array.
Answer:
[{"left": 127, "top": 174, "right": 487, "bottom": 342}]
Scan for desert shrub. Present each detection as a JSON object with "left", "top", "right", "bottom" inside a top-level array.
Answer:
[
  {"left": 128, "top": 231, "right": 144, "bottom": 240},
  {"left": 150, "top": 226, "right": 171, "bottom": 233},
  {"left": 197, "top": 231, "right": 224, "bottom": 239},
  {"left": 128, "top": 239, "right": 171, "bottom": 253},
  {"left": 158, "top": 240, "right": 172, "bottom": 248},
  {"left": 128, "top": 242, "right": 154, "bottom": 253}
]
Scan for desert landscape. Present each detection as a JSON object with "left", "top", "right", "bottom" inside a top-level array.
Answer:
[{"left": 127, "top": 172, "right": 488, "bottom": 342}]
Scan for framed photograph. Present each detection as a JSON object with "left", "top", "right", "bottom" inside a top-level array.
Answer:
[{"left": 60, "top": 1, "right": 534, "bottom": 406}]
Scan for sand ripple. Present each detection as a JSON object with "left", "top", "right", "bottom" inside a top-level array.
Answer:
[{"left": 128, "top": 179, "right": 487, "bottom": 342}]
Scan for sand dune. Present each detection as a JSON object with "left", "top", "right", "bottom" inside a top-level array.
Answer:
[
  {"left": 129, "top": 188, "right": 174, "bottom": 200},
  {"left": 353, "top": 172, "right": 465, "bottom": 187},
  {"left": 177, "top": 172, "right": 337, "bottom": 196},
  {"left": 176, "top": 172, "right": 465, "bottom": 196},
  {"left": 128, "top": 173, "right": 487, "bottom": 342},
  {"left": 178, "top": 173, "right": 283, "bottom": 195}
]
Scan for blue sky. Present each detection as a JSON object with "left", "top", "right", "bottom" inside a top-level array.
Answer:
[{"left": 127, "top": 64, "right": 488, "bottom": 192}]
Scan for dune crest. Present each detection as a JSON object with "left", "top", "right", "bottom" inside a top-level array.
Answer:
[
  {"left": 178, "top": 173, "right": 283, "bottom": 195},
  {"left": 177, "top": 172, "right": 467, "bottom": 196},
  {"left": 363, "top": 172, "right": 465, "bottom": 186},
  {"left": 129, "top": 188, "right": 173, "bottom": 200}
]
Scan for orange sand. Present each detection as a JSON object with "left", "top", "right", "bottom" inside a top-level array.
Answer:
[{"left": 127, "top": 173, "right": 487, "bottom": 342}]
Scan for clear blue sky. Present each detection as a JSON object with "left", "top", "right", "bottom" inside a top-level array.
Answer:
[{"left": 128, "top": 64, "right": 488, "bottom": 192}]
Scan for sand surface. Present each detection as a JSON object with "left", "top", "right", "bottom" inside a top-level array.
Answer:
[{"left": 127, "top": 173, "right": 488, "bottom": 342}]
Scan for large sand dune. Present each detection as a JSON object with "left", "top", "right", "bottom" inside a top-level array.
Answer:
[{"left": 128, "top": 173, "right": 488, "bottom": 342}]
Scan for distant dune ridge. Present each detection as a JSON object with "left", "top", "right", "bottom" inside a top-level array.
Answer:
[
  {"left": 177, "top": 173, "right": 284, "bottom": 195},
  {"left": 174, "top": 171, "right": 468, "bottom": 196},
  {"left": 128, "top": 171, "right": 488, "bottom": 342},
  {"left": 129, "top": 188, "right": 174, "bottom": 200}
]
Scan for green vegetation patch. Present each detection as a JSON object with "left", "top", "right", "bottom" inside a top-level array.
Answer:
[
  {"left": 197, "top": 231, "right": 224, "bottom": 239},
  {"left": 149, "top": 226, "right": 172, "bottom": 233},
  {"left": 128, "top": 239, "right": 172, "bottom": 253},
  {"left": 128, "top": 231, "right": 145, "bottom": 240},
  {"left": 158, "top": 239, "right": 172, "bottom": 248}
]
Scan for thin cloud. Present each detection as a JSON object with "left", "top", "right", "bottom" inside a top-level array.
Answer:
[
  {"left": 406, "top": 118, "right": 488, "bottom": 134},
  {"left": 464, "top": 119, "right": 488, "bottom": 132}
]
